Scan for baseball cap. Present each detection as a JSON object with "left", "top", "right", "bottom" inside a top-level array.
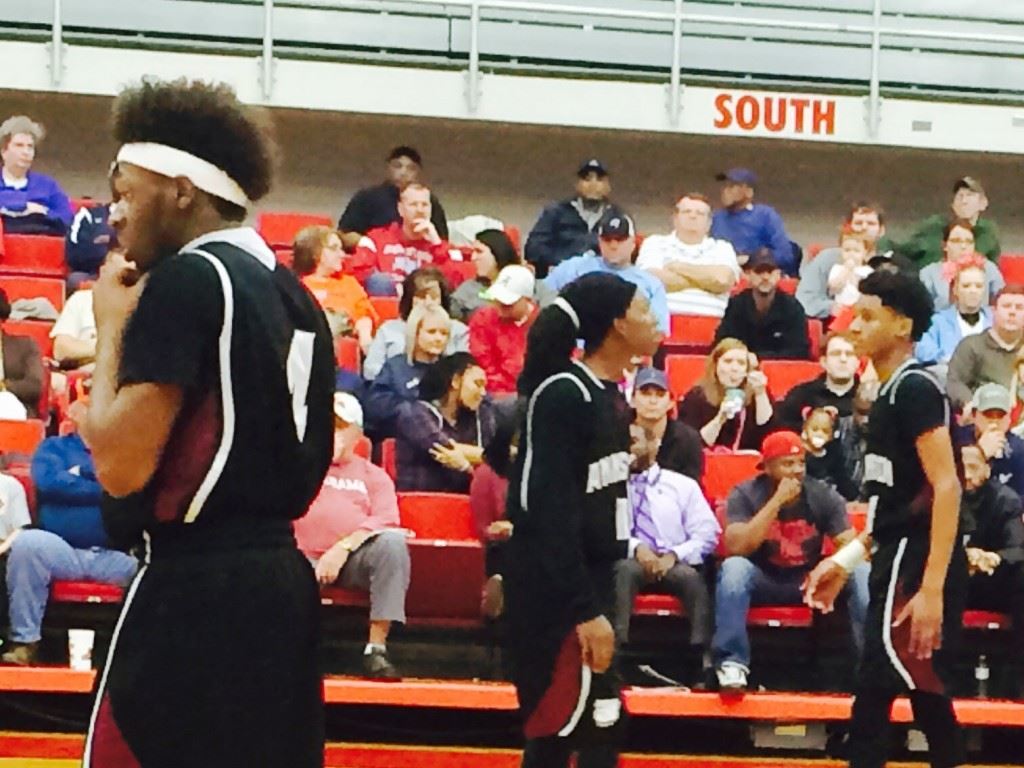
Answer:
[
  {"left": 578, "top": 158, "right": 609, "bottom": 178},
  {"left": 333, "top": 392, "right": 364, "bottom": 428},
  {"left": 598, "top": 207, "right": 636, "bottom": 240},
  {"left": 715, "top": 167, "right": 758, "bottom": 187},
  {"left": 745, "top": 248, "right": 779, "bottom": 273},
  {"left": 971, "top": 383, "right": 1010, "bottom": 414},
  {"left": 634, "top": 367, "right": 669, "bottom": 392},
  {"left": 953, "top": 176, "right": 985, "bottom": 196},
  {"left": 759, "top": 431, "right": 805, "bottom": 466},
  {"left": 483, "top": 265, "right": 536, "bottom": 306}
]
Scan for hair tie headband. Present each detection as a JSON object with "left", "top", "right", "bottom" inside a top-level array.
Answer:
[{"left": 553, "top": 297, "right": 580, "bottom": 331}]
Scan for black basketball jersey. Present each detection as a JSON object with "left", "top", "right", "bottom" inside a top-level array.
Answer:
[
  {"left": 862, "top": 358, "right": 950, "bottom": 544},
  {"left": 109, "top": 228, "right": 334, "bottom": 537}
]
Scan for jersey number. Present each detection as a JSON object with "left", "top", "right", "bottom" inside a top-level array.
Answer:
[{"left": 287, "top": 330, "right": 316, "bottom": 442}]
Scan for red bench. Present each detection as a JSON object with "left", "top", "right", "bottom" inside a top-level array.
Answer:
[
  {"left": 1, "top": 235, "right": 66, "bottom": 277},
  {"left": 0, "top": 275, "right": 65, "bottom": 311}
]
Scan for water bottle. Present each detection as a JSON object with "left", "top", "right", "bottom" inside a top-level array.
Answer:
[{"left": 975, "top": 654, "right": 990, "bottom": 699}]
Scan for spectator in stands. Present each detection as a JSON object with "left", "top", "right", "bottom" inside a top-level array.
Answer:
[
  {"left": 65, "top": 202, "right": 113, "bottom": 289},
  {"left": 450, "top": 229, "right": 554, "bottom": 321},
  {"left": 0, "top": 467, "right": 31, "bottom": 631},
  {"left": 0, "top": 115, "right": 72, "bottom": 236},
  {"left": 613, "top": 423, "right": 720, "bottom": 676},
  {"left": 1, "top": 401, "right": 138, "bottom": 665},
  {"left": 51, "top": 286, "right": 95, "bottom": 373},
  {"left": 338, "top": 145, "right": 448, "bottom": 242},
  {"left": 916, "top": 260, "right": 992, "bottom": 373},
  {"left": 947, "top": 285, "right": 1024, "bottom": 411},
  {"left": 0, "top": 289, "right": 43, "bottom": 419},
  {"left": 632, "top": 367, "right": 703, "bottom": 481},
  {"left": 827, "top": 229, "right": 873, "bottom": 313},
  {"left": 524, "top": 158, "right": 611, "bottom": 278},
  {"left": 802, "top": 406, "right": 857, "bottom": 501},
  {"left": 293, "top": 225, "right": 378, "bottom": 352},
  {"left": 714, "top": 249, "right": 809, "bottom": 359},
  {"left": 712, "top": 430, "right": 868, "bottom": 691},
  {"left": 293, "top": 393, "right": 409, "bottom": 678},
  {"left": 395, "top": 352, "right": 495, "bottom": 493},
  {"left": 637, "top": 192, "right": 740, "bottom": 318},
  {"left": 363, "top": 267, "right": 469, "bottom": 380},
  {"left": 953, "top": 384, "right": 1024, "bottom": 501},
  {"left": 836, "top": 380, "right": 878, "bottom": 496},
  {"left": 364, "top": 303, "right": 451, "bottom": 438},
  {"left": 710, "top": 168, "right": 795, "bottom": 275},
  {"left": 545, "top": 208, "right": 670, "bottom": 335},
  {"left": 349, "top": 183, "right": 463, "bottom": 296},
  {"left": 918, "top": 221, "right": 1004, "bottom": 314},
  {"left": 776, "top": 332, "right": 859, "bottom": 429},
  {"left": 900, "top": 177, "right": 1000, "bottom": 267},
  {"left": 678, "top": 338, "right": 774, "bottom": 451},
  {"left": 960, "top": 443, "right": 1024, "bottom": 695},
  {"left": 468, "top": 265, "right": 538, "bottom": 397}
]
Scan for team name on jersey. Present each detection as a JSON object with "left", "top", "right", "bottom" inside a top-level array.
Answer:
[
  {"left": 586, "top": 452, "right": 632, "bottom": 494},
  {"left": 862, "top": 454, "right": 894, "bottom": 487},
  {"left": 323, "top": 476, "right": 369, "bottom": 495}
]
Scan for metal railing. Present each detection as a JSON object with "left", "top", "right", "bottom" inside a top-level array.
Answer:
[{"left": 35, "top": 0, "right": 1024, "bottom": 138}]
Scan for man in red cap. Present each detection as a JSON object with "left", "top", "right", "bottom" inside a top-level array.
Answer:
[{"left": 711, "top": 430, "right": 867, "bottom": 692}]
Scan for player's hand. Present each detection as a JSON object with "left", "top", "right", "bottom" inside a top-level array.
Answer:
[
  {"left": 893, "top": 587, "right": 943, "bottom": 660},
  {"left": 315, "top": 543, "right": 350, "bottom": 585},
  {"left": 802, "top": 558, "right": 849, "bottom": 614},
  {"left": 772, "top": 477, "right": 802, "bottom": 507},
  {"left": 486, "top": 520, "right": 514, "bottom": 540},
  {"left": 93, "top": 250, "right": 144, "bottom": 335},
  {"left": 577, "top": 615, "right": 615, "bottom": 674},
  {"left": 412, "top": 219, "right": 441, "bottom": 245},
  {"left": 977, "top": 428, "right": 1006, "bottom": 460}
]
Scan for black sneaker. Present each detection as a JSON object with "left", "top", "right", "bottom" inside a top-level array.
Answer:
[{"left": 362, "top": 647, "right": 400, "bottom": 680}]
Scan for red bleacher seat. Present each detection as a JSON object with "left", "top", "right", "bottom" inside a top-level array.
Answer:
[
  {"left": 962, "top": 610, "right": 1011, "bottom": 631},
  {"left": 5, "top": 463, "right": 35, "bottom": 515},
  {"left": 633, "top": 594, "right": 812, "bottom": 628},
  {"left": 702, "top": 451, "right": 762, "bottom": 503},
  {"left": 257, "top": 212, "right": 333, "bottom": 249},
  {"left": 371, "top": 297, "right": 400, "bottom": 323},
  {"left": 760, "top": 359, "right": 821, "bottom": 398},
  {"left": 0, "top": 419, "right": 45, "bottom": 455},
  {"left": 50, "top": 580, "right": 124, "bottom": 604},
  {"left": 1, "top": 235, "right": 66, "bottom": 277},
  {"left": 0, "top": 275, "right": 65, "bottom": 311},
  {"left": 999, "top": 254, "right": 1024, "bottom": 284},
  {"left": 380, "top": 438, "right": 397, "bottom": 482},
  {"left": 335, "top": 336, "right": 360, "bottom": 373},
  {"left": 398, "top": 492, "right": 475, "bottom": 541},
  {"left": 807, "top": 318, "right": 823, "bottom": 359},
  {"left": 274, "top": 248, "right": 294, "bottom": 269},
  {"left": 504, "top": 226, "right": 521, "bottom": 253},
  {"left": 665, "top": 354, "right": 704, "bottom": 400},
  {"left": 4, "top": 319, "right": 54, "bottom": 358},
  {"left": 319, "top": 585, "right": 370, "bottom": 608},
  {"left": 354, "top": 436, "right": 372, "bottom": 460},
  {"left": 665, "top": 315, "right": 720, "bottom": 352},
  {"left": 406, "top": 539, "right": 485, "bottom": 624}
]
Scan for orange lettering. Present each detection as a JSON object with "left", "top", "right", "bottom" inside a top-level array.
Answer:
[
  {"left": 764, "top": 97, "right": 786, "bottom": 132},
  {"left": 790, "top": 98, "right": 809, "bottom": 133},
  {"left": 713, "top": 93, "right": 733, "bottom": 129},
  {"left": 736, "top": 95, "right": 759, "bottom": 130},
  {"left": 813, "top": 99, "right": 836, "bottom": 135}
]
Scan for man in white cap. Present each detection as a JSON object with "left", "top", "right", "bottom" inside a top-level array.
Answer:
[
  {"left": 469, "top": 264, "right": 540, "bottom": 396},
  {"left": 294, "top": 392, "right": 410, "bottom": 679}
]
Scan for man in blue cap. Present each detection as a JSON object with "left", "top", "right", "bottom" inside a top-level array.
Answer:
[{"left": 711, "top": 168, "right": 797, "bottom": 276}]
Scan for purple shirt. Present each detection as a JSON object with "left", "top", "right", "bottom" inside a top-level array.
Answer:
[
  {"left": 0, "top": 171, "right": 73, "bottom": 229},
  {"left": 627, "top": 464, "right": 720, "bottom": 565}
]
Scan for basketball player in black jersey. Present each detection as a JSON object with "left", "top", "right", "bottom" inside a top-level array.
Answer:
[
  {"left": 81, "top": 79, "right": 335, "bottom": 767},
  {"left": 804, "top": 270, "right": 967, "bottom": 767}
]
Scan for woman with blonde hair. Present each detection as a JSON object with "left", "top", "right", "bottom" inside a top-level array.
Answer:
[{"left": 678, "top": 337, "right": 774, "bottom": 450}]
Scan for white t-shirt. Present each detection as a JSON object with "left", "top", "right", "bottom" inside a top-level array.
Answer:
[
  {"left": 0, "top": 471, "right": 30, "bottom": 540},
  {"left": 636, "top": 234, "right": 740, "bottom": 317},
  {"left": 50, "top": 289, "right": 96, "bottom": 342}
]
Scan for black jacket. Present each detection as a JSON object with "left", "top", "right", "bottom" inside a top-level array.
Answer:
[
  {"left": 963, "top": 478, "right": 1024, "bottom": 565},
  {"left": 776, "top": 374, "right": 857, "bottom": 430},
  {"left": 524, "top": 198, "right": 602, "bottom": 276},
  {"left": 658, "top": 419, "right": 704, "bottom": 483},
  {"left": 714, "top": 289, "right": 810, "bottom": 360},
  {"left": 338, "top": 182, "right": 448, "bottom": 238}
]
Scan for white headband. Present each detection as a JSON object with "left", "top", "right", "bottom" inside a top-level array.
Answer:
[
  {"left": 116, "top": 142, "right": 250, "bottom": 208},
  {"left": 553, "top": 297, "right": 580, "bottom": 331}
]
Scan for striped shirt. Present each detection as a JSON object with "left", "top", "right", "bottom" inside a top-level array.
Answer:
[{"left": 636, "top": 234, "right": 740, "bottom": 317}]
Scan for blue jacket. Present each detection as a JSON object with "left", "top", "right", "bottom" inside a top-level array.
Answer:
[
  {"left": 711, "top": 204, "right": 795, "bottom": 275},
  {"left": 364, "top": 356, "right": 433, "bottom": 438},
  {"left": 66, "top": 203, "right": 114, "bottom": 275},
  {"left": 31, "top": 433, "right": 107, "bottom": 549},
  {"left": 525, "top": 198, "right": 602, "bottom": 276},
  {"left": 916, "top": 306, "right": 993, "bottom": 365},
  {"left": 0, "top": 171, "right": 73, "bottom": 234}
]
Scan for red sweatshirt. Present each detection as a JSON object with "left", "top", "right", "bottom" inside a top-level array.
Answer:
[
  {"left": 349, "top": 221, "right": 463, "bottom": 284},
  {"left": 468, "top": 303, "right": 537, "bottom": 395},
  {"left": 292, "top": 454, "right": 400, "bottom": 560}
]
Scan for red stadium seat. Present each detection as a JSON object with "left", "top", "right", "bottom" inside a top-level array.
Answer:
[
  {"left": 335, "top": 336, "right": 361, "bottom": 373},
  {"left": 69, "top": 198, "right": 100, "bottom": 215},
  {"left": 666, "top": 315, "right": 720, "bottom": 352},
  {"left": 0, "top": 419, "right": 45, "bottom": 455},
  {"left": 380, "top": 438, "right": 397, "bottom": 482},
  {"left": 50, "top": 581, "right": 124, "bottom": 604},
  {"left": 1, "top": 235, "right": 66, "bottom": 277},
  {"left": 665, "top": 355, "right": 705, "bottom": 400},
  {"left": 3, "top": 319, "right": 54, "bottom": 359},
  {"left": 371, "top": 297, "right": 400, "bottom": 323},
  {"left": 760, "top": 360, "right": 822, "bottom": 398},
  {"left": 5, "top": 463, "right": 35, "bottom": 517},
  {"left": 406, "top": 539, "right": 485, "bottom": 625},
  {"left": 702, "top": 451, "right": 762, "bottom": 503},
  {"left": 807, "top": 318, "right": 823, "bottom": 360},
  {"left": 275, "top": 248, "right": 294, "bottom": 269},
  {"left": 778, "top": 277, "right": 798, "bottom": 295},
  {"left": 398, "top": 492, "right": 475, "bottom": 541},
  {"left": 0, "top": 275, "right": 65, "bottom": 311},
  {"left": 806, "top": 243, "right": 827, "bottom": 261},
  {"left": 998, "top": 254, "right": 1024, "bottom": 284},
  {"left": 354, "top": 436, "right": 372, "bottom": 460},
  {"left": 319, "top": 585, "right": 370, "bottom": 608},
  {"left": 257, "top": 212, "right": 333, "bottom": 248},
  {"left": 633, "top": 594, "right": 811, "bottom": 628}
]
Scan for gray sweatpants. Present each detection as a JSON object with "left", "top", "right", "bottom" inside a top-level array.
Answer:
[{"left": 315, "top": 531, "right": 410, "bottom": 623}]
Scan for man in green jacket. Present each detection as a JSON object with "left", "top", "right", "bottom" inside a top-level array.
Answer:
[{"left": 899, "top": 177, "right": 1001, "bottom": 267}]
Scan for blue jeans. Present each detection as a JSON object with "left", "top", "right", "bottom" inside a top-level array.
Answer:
[
  {"left": 364, "top": 272, "right": 399, "bottom": 297},
  {"left": 712, "top": 555, "right": 869, "bottom": 669},
  {"left": 6, "top": 529, "right": 138, "bottom": 643}
]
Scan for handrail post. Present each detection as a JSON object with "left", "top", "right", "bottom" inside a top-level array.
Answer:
[
  {"left": 465, "top": 1, "right": 481, "bottom": 113},
  {"left": 260, "top": 0, "right": 275, "bottom": 101},
  {"left": 867, "top": 0, "right": 882, "bottom": 139},
  {"left": 49, "top": 0, "right": 63, "bottom": 89},
  {"left": 668, "top": 0, "right": 682, "bottom": 127}
]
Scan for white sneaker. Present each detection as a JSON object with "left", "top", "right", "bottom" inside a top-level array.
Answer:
[{"left": 716, "top": 662, "right": 749, "bottom": 692}]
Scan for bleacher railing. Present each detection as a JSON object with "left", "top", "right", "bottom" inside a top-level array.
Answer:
[{"left": 14, "top": 0, "right": 1024, "bottom": 132}]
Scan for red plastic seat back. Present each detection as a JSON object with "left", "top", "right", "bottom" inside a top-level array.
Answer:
[
  {"left": 0, "top": 275, "right": 65, "bottom": 310},
  {"left": 760, "top": 360, "right": 822, "bottom": 399},
  {"left": 370, "top": 297, "right": 400, "bottom": 323},
  {"left": 807, "top": 318, "right": 823, "bottom": 360},
  {"left": 702, "top": 451, "right": 762, "bottom": 504},
  {"left": 1, "top": 235, "right": 66, "bottom": 277},
  {"left": 998, "top": 254, "right": 1024, "bottom": 285},
  {"left": 0, "top": 419, "right": 45, "bottom": 455},
  {"left": 665, "top": 354, "right": 705, "bottom": 400},
  {"left": 380, "top": 438, "right": 397, "bottom": 482},
  {"left": 398, "top": 492, "right": 475, "bottom": 541},
  {"left": 353, "top": 436, "right": 372, "bottom": 460},
  {"left": 666, "top": 315, "right": 720, "bottom": 352},
  {"left": 335, "top": 336, "right": 361, "bottom": 373},
  {"left": 257, "top": 212, "right": 333, "bottom": 248},
  {"left": 3, "top": 319, "right": 54, "bottom": 358}
]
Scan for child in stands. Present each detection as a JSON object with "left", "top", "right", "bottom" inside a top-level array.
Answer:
[
  {"left": 801, "top": 405, "right": 858, "bottom": 501},
  {"left": 827, "top": 229, "right": 873, "bottom": 315}
]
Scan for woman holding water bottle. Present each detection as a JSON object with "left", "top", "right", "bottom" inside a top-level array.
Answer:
[{"left": 678, "top": 338, "right": 775, "bottom": 451}]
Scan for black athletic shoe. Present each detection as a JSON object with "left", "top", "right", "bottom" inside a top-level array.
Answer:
[{"left": 362, "top": 647, "right": 400, "bottom": 680}]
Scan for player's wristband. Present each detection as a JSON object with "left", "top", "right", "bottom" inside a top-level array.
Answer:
[{"left": 828, "top": 538, "right": 867, "bottom": 574}]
